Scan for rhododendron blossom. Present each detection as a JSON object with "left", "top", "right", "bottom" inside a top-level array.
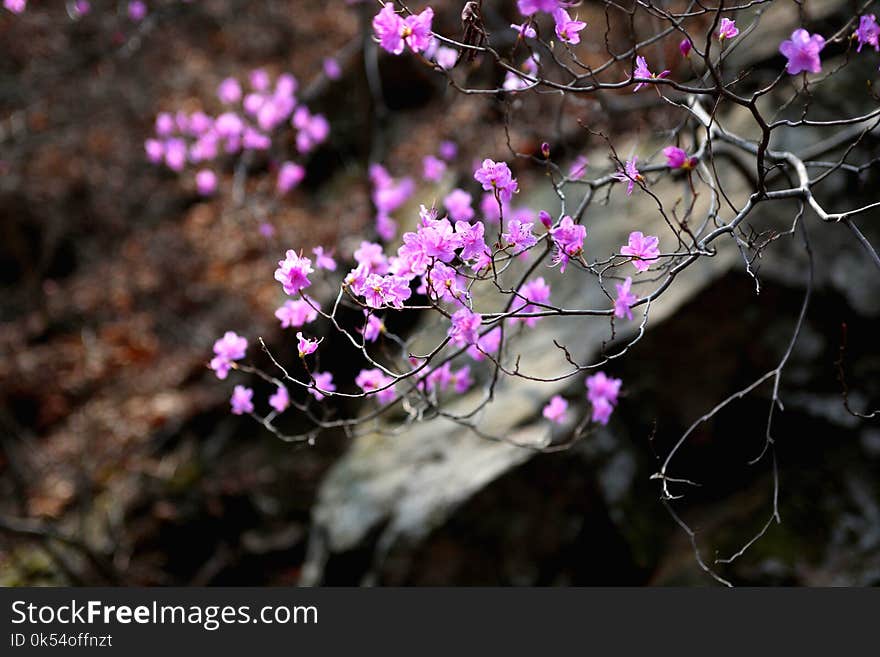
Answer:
[
  {"left": 275, "top": 299, "right": 319, "bottom": 329},
  {"left": 474, "top": 159, "right": 519, "bottom": 202},
  {"left": 614, "top": 277, "right": 638, "bottom": 320},
  {"left": 613, "top": 157, "right": 643, "bottom": 196},
  {"left": 553, "top": 8, "right": 586, "bottom": 45},
  {"left": 855, "top": 15, "right": 879, "bottom": 52},
  {"left": 372, "top": 5, "right": 434, "bottom": 55},
  {"left": 268, "top": 385, "right": 290, "bottom": 413},
  {"left": 275, "top": 251, "right": 314, "bottom": 296},
  {"left": 516, "top": 277, "right": 551, "bottom": 327},
  {"left": 310, "top": 372, "right": 336, "bottom": 401},
  {"left": 211, "top": 331, "right": 248, "bottom": 380},
  {"left": 549, "top": 216, "right": 587, "bottom": 272},
  {"left": 443, "top": 189, "right": 474, "bottom": 222},
  {"left": 448, "top": 308, "right": 483, "bottom": 346},
  {"left": 230, "top": 385, "right": 254, "bottom": 415},
  {"left": 586, "top": 372, "right": 622, "bottom": 425},
  {"left": 779, "top": 28, "right": 825, "bottom": 75},
  {"left": 355, "top": 368, "right": 396, "bottom": 404},
  {"left": 542, "top": 395, "right": 568, "bottom": 424},
  {"left": 620, "top": 231, "right": 661, "bottom": 273},
  {"left": 296, "top": 332, "right": 319, "bottom": 358},
  {"left": 717, "top": 18, "right": 739, "bottom": 41},
  {"left": 501, "top": 219, "right": 537, "bottom": 252},
  {"left": 632, "top": 56, "right": 670, "bottom": 91},
  {"left": 517, "top": 0, "right": 565, "bottom": 16}
]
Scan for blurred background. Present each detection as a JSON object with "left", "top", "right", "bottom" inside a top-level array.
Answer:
[{"left": 1, "top": 0, "right": 879, "bottom": 586}]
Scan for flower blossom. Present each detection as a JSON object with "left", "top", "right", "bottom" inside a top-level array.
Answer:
[
  {"left": 269, "top": 385, "right": 290, "bottom": 413},
  {"left": 230, "top": 385, "right": 254, "bottom": 415},
  {"left": 620, "top": 231, "right": 660, "bottom": 273},
  {"left": 511, "top": 22, "right": 537, "bottom": 39},
  {"left": 613, "top": 277, "right": 638, "bottom": 320},
  {"left": 717, "top": 17, "right": 739, "bottom": 41},
  {"left": 553, "top": 8, "right": 587, "bottom": 45},
  {"left": 448, "top": 308, "right": 483, "bottom": 346},
  {"left": 275, "top": 299, "right": 319, "bottom": 329},
  {"left": 549, "top": 215, "right": 587, "bottom": 272},
  {"left": 467, "top": 326, "right": 502, "bottom": 361},
  {"left": 542, "top": 395, "right": 568, "bottom": 424},
  {"left": 372, "top": 5, "right": 434, "bottom": 55},
  {"left": 516, "top": 277, "right": 551, "bottom": 327},
  {"left": 632, "top": 56, "right": 670, "bottom": 92},
  {"left": 422, "top": 155, "right": 446, "bottom": 182},
  {"left": 444, "top": 189, "right": 475, "bottom": 222},
  {"left": 356, "top": 368, "right": 396, "bottom": 404},
  {"left": 585, "top": 371, "right": 622, "bottom": 425},
  {"left": 501, "top": 219, "right": 537, "bottom": 252},
  {"left": 4, "top": 0, "right": 26, "bottom": 14},
  {"left": 613, "top": 156, "right": 643, "bottom": 196},
  {"left": 855, "top": 15, "right": 880, "bottom": 52},
  {"left": 310, "top": 372, "right": 336, "bottom": 401},
  {"left": 362, "top": 314, "right": 384, "bottom": 342},
  {"left": 474, "top": 159, "right": 519, "bottom": 202},
  {"left": 296, "top": 332, "right": 319, "bottom": 358},
  {"left": 196, "top": 169, "right": 217, "bottom": 196},
  {"left": 211, "top": 331, "right": 248, "bottom": 380},
  {"left": 663, "top": 146, "right": 697, "bottom": 170},
  {"left": 779, "top": 28, "right": 825, "bottom": 75},
  {"left": 517, "top": 0, "right": 565, "bottom": 15},
  {"left": 679, "top": 39, "right": 692, "bottom": 57},
  {"left": 277, "top": 162, "right": 305, "bottom": 194},
  {"left": 274, "top": 251, "right": 314, "bottom": 296},
  {"left": 311, "top": 246, "right": 336, "bottom": 271}
]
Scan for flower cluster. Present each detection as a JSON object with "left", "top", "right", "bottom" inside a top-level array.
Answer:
[{"left": 585, "top": 372, "right": 622, "bottom": 425}]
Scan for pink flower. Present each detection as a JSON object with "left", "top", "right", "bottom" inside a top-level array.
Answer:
[
  {"left": 230, "top": 386, "right": 254, "bottom": 415},
  {"left": 164, "top": 138, "right": 187, "bottom": 172},
  {"left": 269, "top": 385, "right": 290, "bottom": 413},
  {"left": 717, "top": 17, "right": 739, "bottom": 41},
  {"left": 274, "top": 251, "right": 314, "bottom": 296},
  {"left": 354, "top": 241, "right": 389, "bottom": 274},
  {"left": 517, "top": 0, "right": 564, "bottom": 16},
  {"left": 218, "top": 77, "right": 242, "bottom": 104},
  {"left": 444, "top": 189, "right": 475, "bottom": 222},
  {"left": 418, "top": 217, "right": 462, "bottom": 263},
  {"left": 549, "top": 215, "right": 587, "bottom": 272},
  {"left": 663, "top": 146, "right": 697, "bottom": 170},
  {"left": 4, "top": 0, "right": 26, "bottom": 14},
  {"left": 403, "top": 7, "right": 434, "bottom": 53},
  {"left": 307, "top": 246, "right": 334, "bottom": 271},
  {"left": 211, "top": 331, "right": 248, "bottom": 379},
  {"left": 363, "top": 274, "right": 412, "bottom": 309},
  {"left": 632, "top": 56, "right": 670, "bottom": 92},
  {"left": 586, "top": 371, "right": 622, "bottom": 405},
  {"left": 427, "top": 262, "right": 465, "bottom": 303},
  {"left": 73, "top": 1, "right": 90, "bottom": 16},
  {"left": 296, "top": 332, "right": 319, "bottom": 358},
  {"left": 517, "top": 277, "right": 551, "bottom": 327},
  {"left": 553, "top": 8, "right": 587, "bottom": 45},
  {"left": 361, "top": 314, "right": 384, "bottom": 342},
  {"left": 372, "top": 5, "right": 433, "bottom": 55},
  {"left": 511, "top": 22, "right": 537, "bottom": 39},
  {"left": 620, "top": 231, "right": 660, "bottom": 272},
  {"left": 356, "top": 368, "right": 396, "bottom": 404},
  {"left": 474, "top": 159, "right": 519, "bottom": 202},
  {"left": 145, "top": 139, "right": 164, "bottom": 164},
  {"left": 323, "top": 57, "right": 342, "bottom": 79},
  {"left": 275, "top": 299, "right": 319, "bottom": 329},
  {"left": 438, "top": 140, "right": 457, "bottom": 161},
  {"left": 448, "top": 308, "right": 483, "bottom": 346},
  {"left": 467, "top": 326, "right": 502, "bottom": 360},
  {"left": 569, "top": 155, "right": 589, "bottom": 178},
  {"left": 855, "top": 15, "right": 880, "bottom": 52},
  {"left": 292, "top": 108, "right": 330, "bottom": 153},
  {"left": 501, "top": 219, "right": 537, "bottom": 251},
  {"left": 613, "top": 156, "right": 643, "bottom": 195},
  {"left": 277, "top": 162, "right": 305, "bottom": 194},
  {"left": 196, "top": 169, "right": 217, "bottom": 196},
  {"left": 128, "top": 1, "right": 147, "bottom": 22},
  {"left": 422, "top": 155, "right": 446, "bottom": 182},
  {"left": 585, "top": 371, "right": 622, "bottom": 425},
  {"left": 613, "top": 277, "right": 638, "bottom": 320},
  {"left": 779, "top": 28, "right": 825, "bottom": 75},
  {"left": 456, "top": 220, "right": 488, "bottom": 262},
  {"left": 451, "top": 365, "right": 473, "bottom": 394},
  {"left": 310, "top": 372, "right": 336, "bottom": 401},
  {"left": 679, "top": 38, "right": 692, "bottom": 57},
  {"left": 542, "top": 395, "right": 568, "bottom": 424}
]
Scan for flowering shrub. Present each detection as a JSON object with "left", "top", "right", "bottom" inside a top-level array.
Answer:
[{"left": 116, "top": 1, "right": 878, "bottom": 582}]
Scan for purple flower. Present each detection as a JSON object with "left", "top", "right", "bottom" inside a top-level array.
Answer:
[
  {"left": 717, "top": 17, "right": 739, "bottom": 41},
  {"left": 549, "top": 215, "right": 587, "bottom": 272},
  {"left": 292, "top": 107, "right": 330, "bottom": 153},
  {"left": 613, "top": 277, "right": 638, "bottom": 320},
  {"left": 249, "top": 68, "right": 270, "bottom": 92},
  {"left": 422, "top": 155, "right": 447, "bottom": 182},
  {"left": 196, "top": 169, "right": 217, "bottom": 196},
  {"left": 855, "top": 15, "right": 880, "bottom": 52},
  {"left": 427, "top": 262, "right": 465, "bottom": 303},
  {"left": 269, "top": 385, "right": 290, "bottom": 413},
  {"left": 230, "top": 386, "right": 254, "bottom": 415},
  {"left": 417, "top": 217, "right": 461, "bottom": 263},
  {"left": 128, "top": 1, "right": 147, "bottom": 22},
  {"left": 73, "top": 1, "right": 90, "bottom": 16},
  {"left": 444, "top": 189, "right": 475, "bottom": 222},
  {"left": 438, "top": 140, "right": 458, "bottom": 161},
  {"left": 553, "top": 8, "right": 587, "bottom": 45},
  {"left": 569, "top": 155, "right": 589, "bottom": 179},
  {"left": 516, "top": 277, "right": 551, "bottom": 327},
  {"left": 361, "top": 314, "right": 384, "bottom": 342},
  {"left": 274, "top": 250, "right": 314, "bottom": 296},
  {"left": 502, "top": 219, "right": 537, "bottom": 251},
  {"left": 456, "top": 220, "right": 489, "bottom": 262},
  {"left": 217, "top": 77, "right": 242, "bottom": 104},
  {"left": 542, "top": 395, "right": 568, "bottom": 424},
  {"left": 323, "top": 57, "right": 342, "bottom": 79},
  {"left": 613, "top": 156, "right": 643, "bottom": 195},
  {"left": 310, "top": 372, "right": 336, "bottom": 401},
  {"left": 145, "top": 139, "right": 163, "bottom": 164},
  {"left": 620, "top": 231, "right": 660, "bottom": 272},
  {"left": 448, "top": 308, "right": 483, "bottom": 346},
  {"left": 4, "top": 0, "right": 26, "bottom": 14},
  {"left": 474, "top": 159, "right": 519, "bottom": 202},
  {"left": 679, "top": 38, "right": 692, "bottom": 57},
  {"left": 163, "top": 138, "right": 187, "bottom": 172},
  {"left": 779, "top": 28, "right": 825, "bottom": 75},
  {"left": 585, "top": 371, "right": 622, "bottom": 425},
  {"left": 517, "top": 0, "right": 565, "bottom": 16},
  {"left": 296, "top": 332, "right": 319, "bottom": 358},
  {"left": 403, "top": 7, "right": 434, "bottom": 53},
  {"left": 275, "top": 299, "right": 319, "bottom": 329},
  {"left": 632, "top": 56, "right": 670, "bottom": 92},
  {"left": 356, "top": 368, "right": 396, "bottom": 404},
  {"left": 467, "top": 326, "right": 502, "bottom": 361},
  {"left": 312, "top": 246, "right": 337, "bottom": 271},
  {"left": 511, "top": 22, "right": 537, "bottom": 39},
  {"left": 663, "top": 146, "right": 697, "bottom": 170}
]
